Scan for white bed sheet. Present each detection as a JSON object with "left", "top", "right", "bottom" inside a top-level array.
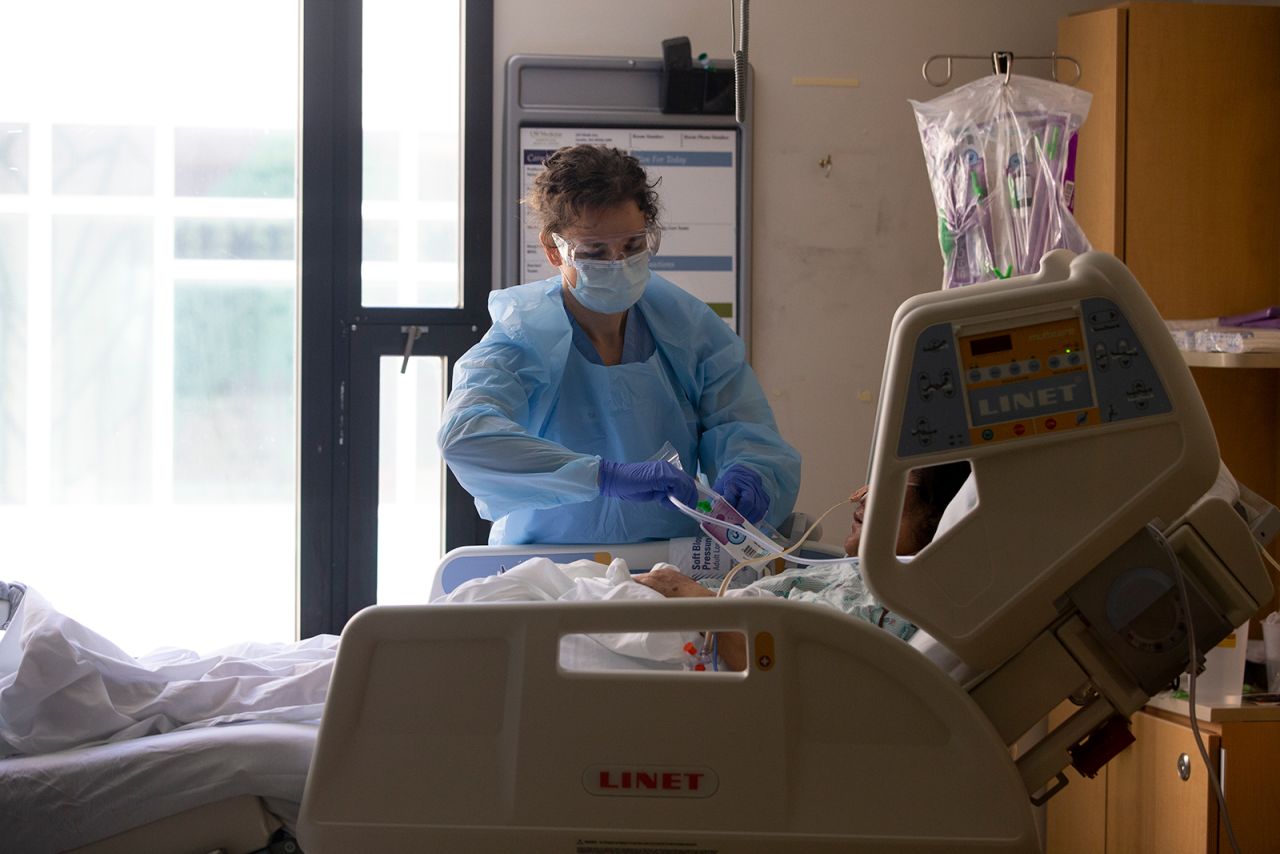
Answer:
[
  {"left": 0, "top": 586, "right": 335, "bottom": 757},
  {"left": 0, "top": 721, "right": 316, "bottom": 854},
  {"left": 443, "top": 556, "right": 770, "bottom": 672}
]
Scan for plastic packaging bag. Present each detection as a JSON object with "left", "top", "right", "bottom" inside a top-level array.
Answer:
[
  {"left": 651, "top": 441, "right": 777, "bottom": 571},
  {"left": 668, "top": 535, "right": 762, "bottom": 587},
  {"left": 1164, "top": 318, "right": 1280, "bottom": 354},
  {"left": 911, "top": 74, "right": 1092, "bottom": 288}
]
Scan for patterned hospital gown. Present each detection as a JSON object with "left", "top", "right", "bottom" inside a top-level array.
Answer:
[{"left": 743, "top": 561, "right": 918, "bottom": 641}]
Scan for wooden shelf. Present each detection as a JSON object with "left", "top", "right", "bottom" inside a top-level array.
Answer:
[
  {"left": 1146, "top": 691, "right": 1280, "bottom": 723},
  {"left": 1180, "top": 350, "right": 1280, "bottom": 370}
]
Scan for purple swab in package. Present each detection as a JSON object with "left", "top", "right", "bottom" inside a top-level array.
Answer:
[
  {"left": 1219, "top": 306, "right": 1280, "bottom": 329},
  {"left": 911, "top": 75, "right": 1092, "bottom": 288}
]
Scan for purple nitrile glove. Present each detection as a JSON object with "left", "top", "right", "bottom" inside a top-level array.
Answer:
[
  {"left": 598, "top": 460, "right": 698, "bottom": 508},
  {"left": 712, "top": 464, "right": 769, "bottom": 524}
]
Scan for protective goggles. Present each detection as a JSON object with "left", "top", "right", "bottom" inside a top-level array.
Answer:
[{"left": 551, "top": 226, "right": 662, "bottom": 264}]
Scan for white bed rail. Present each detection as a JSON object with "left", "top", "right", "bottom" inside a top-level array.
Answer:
[{"left": 299, "top": 598, "right": 1038, "bottom": 853}]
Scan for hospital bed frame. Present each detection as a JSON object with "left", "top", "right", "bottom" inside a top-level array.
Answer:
[
  {"left": 0, "top": 720, "right": 314, "bottom": 854},
  {"left": 303, "top": 597, "right": 1039, "bottom": 851},
  {"left": 66, "top": 794, "right": 286, "bottom": 854},
  {"left": 298, "top": 251, "right": 1274, "bottom": 852}
]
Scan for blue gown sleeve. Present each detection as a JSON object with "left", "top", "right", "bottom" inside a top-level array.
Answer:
[
  {"left": 437, "top": 335, "right": 601, "bottom": 521},
  {"left": 692, "top": 315, "right": 802, "bottom": 529}
]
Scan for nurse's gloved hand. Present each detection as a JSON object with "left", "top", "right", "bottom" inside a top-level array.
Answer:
[
  {"left": 713, "top": 465, "right": 769, "bottom": 524},
  {"left": 598, "top": 460, "right": 698, "bottom": 508}
]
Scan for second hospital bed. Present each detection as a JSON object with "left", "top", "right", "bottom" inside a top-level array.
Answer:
[{"left": 0, "top": 583, "right": 321, "bottom": 854}]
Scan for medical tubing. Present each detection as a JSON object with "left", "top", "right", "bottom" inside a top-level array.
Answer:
[
  {"left": 715, "top": 497, "right": 854, "bottom": 595},
  {"left": 1258, "top": 540, "right": 1280, "bottom": 578},
  {"left": 697, "top": 493, "right": 852, "bottom": 663},
  {"left": 1154, "top": 523, "right": 1244, "bottom": 854},
  {"left": 693, "top": 496, "right": 855, "bottom": 661},
  {"left": 666, "top": 495, "right": 854, "bottom": 568}
]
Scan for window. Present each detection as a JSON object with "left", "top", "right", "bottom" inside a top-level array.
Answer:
[
  {"left": 297, "top": 0, "right": 491, "bottom": 636},
  {"left": 0, "top": 0, "right": 492, "bottom": 649},
  {"left": 0, "top": 1, "right": 299, "bottom": 654}
]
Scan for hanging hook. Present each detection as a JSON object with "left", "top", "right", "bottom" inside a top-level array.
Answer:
[
  {"left": 922, "top": 55, "right": 954, "bottom": 87},
  {"left": 1050, "top": 51, "right": 1083, "bottom": 86},
  {"left": 818, "top": 154, "right": 832, "bottom": 178},
  {"left": 922, "top": 51, "right": 1082, "bottom": 87},
  {"left": 992, "top": 51, "right": 1013, "bottom": 85}
]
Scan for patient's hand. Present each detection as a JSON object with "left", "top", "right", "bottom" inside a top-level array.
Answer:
[
  {"left": 634, "top": 566, "right": 746, "bottom": 671},
  {"left": 633, "top": 565, "right": 713, "bottom": 599}
]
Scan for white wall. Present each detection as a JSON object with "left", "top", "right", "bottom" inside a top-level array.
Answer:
[{"left": 492, "top": 0, "right": 1102, "bottom": 544}]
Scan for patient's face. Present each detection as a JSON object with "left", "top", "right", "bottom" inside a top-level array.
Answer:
[{"left": 844, "top": 481, "right": 932, "bottom": 557}]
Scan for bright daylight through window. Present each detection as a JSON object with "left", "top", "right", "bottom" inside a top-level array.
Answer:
[
  {"left": 0, "top": 1, "right": 299, "bottom": 654},
  {"left": 363, "top": 0, "right": 462, "bottom": 603},
  {"left": 0, "top": 1, "right": 469, "bottom": 651}
]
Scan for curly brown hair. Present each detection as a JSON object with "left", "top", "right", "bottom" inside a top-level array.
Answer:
[{"left": 523, "top": 145, "right": 661, "bottom": 240}]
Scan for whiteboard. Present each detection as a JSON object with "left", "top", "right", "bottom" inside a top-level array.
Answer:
[
  {"left": 502, "top": 55, "right": 751, "bottom": 339},
  {"left": 518, "top": 126, "right": 738, "bottom": 324}
]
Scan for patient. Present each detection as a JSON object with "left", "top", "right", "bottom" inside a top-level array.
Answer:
[
  {"left": 634, "top": 461, "right": 972, "bottom": 670},
  {"left": 843, "top": 460, "right": 973, "bottom": 557}
]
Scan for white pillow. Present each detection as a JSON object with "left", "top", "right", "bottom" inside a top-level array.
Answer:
[{"left": 935, "top": 472, "right": 979, "bottom": 539}]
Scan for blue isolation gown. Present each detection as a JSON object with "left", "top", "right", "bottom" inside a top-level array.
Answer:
[{"left": 438, "top": 274, "right": 801, "bottom": 545}]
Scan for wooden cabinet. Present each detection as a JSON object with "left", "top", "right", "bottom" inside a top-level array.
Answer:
[
  {"left": 1050, "top": 5, "right": 1280, "bottom": 851},
  {"left": 1058, "top": 0, "right": 1280, "bottom": 614},
  {"left": 1047, "top": 703, "right": 1280, "bottom": 854},
  {"left": 1105, "top": 711, "right": 1217, "bottom": 853}
]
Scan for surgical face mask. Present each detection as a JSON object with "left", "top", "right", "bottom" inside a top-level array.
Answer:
[{"left": 561, "top": 248, "right": 651, "bottom": 314}]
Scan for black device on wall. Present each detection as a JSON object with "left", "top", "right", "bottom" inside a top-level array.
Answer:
[{"left": 660, "top": 35, "right": 735, "bottom": 114}]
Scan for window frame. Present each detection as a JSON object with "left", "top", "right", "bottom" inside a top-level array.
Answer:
[{"left": 299, "top": 0, "right": 492, "bottom": 637}]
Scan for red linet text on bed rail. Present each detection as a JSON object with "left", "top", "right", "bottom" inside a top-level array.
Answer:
[{"left": 581, "top": 765, "right": 719, "bottom": 798}]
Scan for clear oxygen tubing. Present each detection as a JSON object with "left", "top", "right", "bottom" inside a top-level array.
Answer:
[
  {"left": 667, "top": 493, "right": 855, "bottom": 573},
  {"left": 1259, "top": 540, "right": 1280, "bottom": 577},
  {"left": 689, "top": 497, "right": 852, "bottom": 663},
  {"left": 669, "top": 490, "right": 853, "bottom": 665}
]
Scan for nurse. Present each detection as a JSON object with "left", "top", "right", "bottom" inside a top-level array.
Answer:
[{"left": 439, "top": 144, "right": 800, "bottom": 544}]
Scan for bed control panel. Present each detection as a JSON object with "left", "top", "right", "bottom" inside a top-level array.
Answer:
[{"left": 896, "top": 297, "right": 1172, "bottom": 458}]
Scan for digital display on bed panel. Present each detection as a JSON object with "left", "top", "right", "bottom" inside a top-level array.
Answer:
[
  {"left": 895, "top": 300, "right": 1173, "bottom": 459},
  {"left": 959, "top": 315, "right": 1101, "bottom": 444}
]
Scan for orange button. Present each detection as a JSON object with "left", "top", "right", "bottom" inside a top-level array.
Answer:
[{"left": 754, "top": 632, "right": 776, "bottom": 671}]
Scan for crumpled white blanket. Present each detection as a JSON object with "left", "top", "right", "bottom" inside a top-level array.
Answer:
[
  {"left": 443, "top": 557, "right": 764, "bottom": 666},
  {"left": 0, "top": 558, "right": 759, "bottom": 757},
  {"left": 0, "top": 586, "right": 337, "bottom": 758}
]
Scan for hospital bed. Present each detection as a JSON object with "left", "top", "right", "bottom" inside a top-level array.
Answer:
[
  {"left": 1, "top": 722, "right": 314, "bottom": 853},
  {"left": 0, "top": 581, "right": 317, "bottom": 854},
  {"left": 298, "top": 251, "right": 1274, "bottom": 852}
]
